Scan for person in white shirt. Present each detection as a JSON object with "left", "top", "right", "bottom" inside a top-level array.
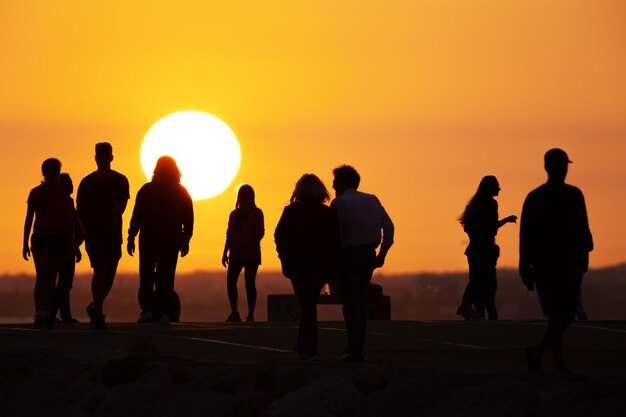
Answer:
[{"left": 331, "top": 165, "right": 394, "bottom": 362}]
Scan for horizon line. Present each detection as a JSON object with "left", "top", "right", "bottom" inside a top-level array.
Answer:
[{"left": 3, "top": 263, "right": 626, "bottom": 278}]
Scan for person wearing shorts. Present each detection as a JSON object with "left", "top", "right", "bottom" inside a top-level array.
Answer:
[
  {"left": 77, "top": 142, "right": 129, "bottom": 329},
  {"left": 23, "top": 158, "right": 74, "bottom": 330},
  {"left": 520, "top": 149, "right": 593, "bottom": 373}
]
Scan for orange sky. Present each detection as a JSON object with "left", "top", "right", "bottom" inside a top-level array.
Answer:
[{"left": 1, "top": 1, "right": 625, "bottom": 276}]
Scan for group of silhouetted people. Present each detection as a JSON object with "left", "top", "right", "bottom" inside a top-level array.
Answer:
[
  {"left": 22, "top": 144, "right": 395, "bottom": 363},
  {"left": 224, "top": 166, "right": 395, "bottom": 362},
  {"left": 23, "top": 143, "right": 130, "bottom": 329},
  {"left": 274, "top": 168, "right": 395, "bottom": 362},
  {"left": 458, "top": 148, "right": 593, "bottom": 373},
  {"left": 23, "top": 143, "right": 192, "bottom": 330},
  {"left": 23, "top": 143, "right": 592, "bottom": 371},
  {"left": 23, "top": 159, "right": 80, "bottom": 329}
]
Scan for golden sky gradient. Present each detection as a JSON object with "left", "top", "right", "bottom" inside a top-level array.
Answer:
[{"left": 1, "top": 1, "right": 625, "bottom": 276}]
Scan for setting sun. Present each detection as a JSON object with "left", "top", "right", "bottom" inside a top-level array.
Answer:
[{"left": 140, "top": 111, "right": 241, "bottom": 200}]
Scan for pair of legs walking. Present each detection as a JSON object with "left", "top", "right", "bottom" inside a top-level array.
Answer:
[
  {"left": 226, "top": 259, "right": 258, "bottom": 322},
  {"left": 85, "top": 240, "right": 121, "bottom": 329},
  {"left": 527, "top": 272, "right": 582, "bottom": 373},
  {"left": 339, "top": 247, "right": 376, "bottom": 361},
  {"left": 32, "top": 251, "right": 62, "bottom": 330},
  {"left": 459, "top": 253, "right": 498, "bottom": 320},
  {"left": 137, "top": 243, "right": 179, "bottom": 324},
  {"left": 291, "top": 274, "right": 324, "bottom": 358},
  {"left": 51, "top": 252, "right": 77, "bottom": 322},
  {"left": 527, "top": 314, "right": 573, "bottom": 373},
  {"left": 31, "top": 231, "right": 67, "bottom": 330}
]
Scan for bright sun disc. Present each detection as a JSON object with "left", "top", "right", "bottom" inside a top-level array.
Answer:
[{"left": 141, "top": 111, "right": 241, "bottom": 200}]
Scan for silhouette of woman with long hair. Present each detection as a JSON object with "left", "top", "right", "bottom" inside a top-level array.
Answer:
[
  {"left": 23, "top": 158, "right": 74, "bottom": 330},
  {"left": 458, "top": 175, "right": 517, "bottom": 320},
  {"left": 51, "top": 173, "right": 84, "bottom": 323},
  {"left": 127, "top": 156, "right": 194, "bottom": 325},
  {"left": 275, "top": 174, "right": 340, "bottom": 361},
  {"left": 222, "top": 184, "right": 264, "bottom": 322}
]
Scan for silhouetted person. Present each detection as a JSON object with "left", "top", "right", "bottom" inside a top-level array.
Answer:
[
  {"left": 457, "top": 176, "right": 517, "bottom": 320},
  {"left": 275, "top": 174, "right": 340, "bottom": 361},
  {"left": 520, "top": 148, "right": 593, "bottom": 373},
  {"left": 127, "top": 156, "right": 194, "bottom": 325},
  {"left": 222, "top": 185, "right": 264, "bottom": 322},
  {"left": 23, "top": 158, "right": 74, "bottom": 330},
  {"left": 51, "top": 173, "right": 84, "bottom": 323},
  {"left": 331, "top": 165, "right": 394, "bottom": 362},
  {"left": 77, "top": 142, "right": 129, "bottom": 329}
]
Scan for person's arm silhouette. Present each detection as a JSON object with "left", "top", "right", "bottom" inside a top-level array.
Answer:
[
  {"left": 519, "top": 197, "right": 534, "bottom": 291},
  {"left": 180, "top": 187, "right": 193, "bottom": 258},
  {"left": 222, "top": 211, "right": 234, "bottom": 267},
  {"left": 221, "top": 245, "right": 229, "bottom": 267},
  {"left": 498, "top": 215, "right": 517, "bottom": 228},
  {"left": 374, "top": 205, "right": 394, "bottom": 268},
  {"left": 180, "top": 242, "right": 190, "bottom": 257},
  {"left": 127, "top": 239, "right": 136, "bottom": 256},
  {"left": 22, "top": 205, "right": 34, "bottom": 261}
]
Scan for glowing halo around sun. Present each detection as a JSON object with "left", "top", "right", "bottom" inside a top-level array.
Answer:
[{"left": 141, "top": 111, "right": 241, "bottom": 200}]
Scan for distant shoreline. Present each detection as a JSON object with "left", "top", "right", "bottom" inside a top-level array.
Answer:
[{"left": 2, "top": 265, "right": 626, "bottom": 323}]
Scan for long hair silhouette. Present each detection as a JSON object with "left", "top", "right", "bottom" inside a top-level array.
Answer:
[
  {"left": 233, "top": 184, "right": 256, "bottom": 229},
  {"left": 459, "top": 175, "right": 498, "bottom": 227},
  {"left": 290, "top": 174, "right": 330, "bottom": 204},
  {"left": 236, "top": 184, "right": 256, "bottom": 209},
  {"left": 152, "top": 156, "right": 181, "bottom": 185}
]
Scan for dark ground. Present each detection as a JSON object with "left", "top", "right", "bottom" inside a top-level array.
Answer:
[{"left": 1, "top": 320, "right": 626, "bottom": 416}]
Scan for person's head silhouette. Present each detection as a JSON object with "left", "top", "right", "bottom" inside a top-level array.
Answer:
[
  {"left": 95, "top": 142, "right": 114, "bottom": 170},
  {"left": 236, "top": 184, "right": 256, "bottom": 209},
  {"left": 544, "top": 148, "right": 571, "bottom": 184},
  {"left": 41, "top": 158, "right": 61, "bottom": 184},
  {"left": 458, "top": 175, "right": 501, "bottom": 227},
  {"left": 477, "top": 175, "right": 500, "bottom": 198},
  {"left": 332, "top": 165, "right": 360, "bottom": 196},
  {"left": 290, "top": 174, "right": 330, "bottom": 204},
  {"left": 58, "top": 173, "right": 74, "bottom": 195},
  {"left": 152, "top": 155, "right": 181, "bottom": 184}
]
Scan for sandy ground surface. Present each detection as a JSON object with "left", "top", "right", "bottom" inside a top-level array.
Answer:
[{"left": 1, "top": 320, "right": 626, "bottom": 416}]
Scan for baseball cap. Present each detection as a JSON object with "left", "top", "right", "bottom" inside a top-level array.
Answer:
[{"left": 544, "top": 148, "right": 572, "bottom": 166}]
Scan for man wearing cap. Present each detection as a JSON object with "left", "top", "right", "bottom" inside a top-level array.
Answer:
[
  {"left": 77, "top": 142, "right": 130, "bottom": 329},
  {"left": 519, "top": 148, "right": 593, "bottom": 373}
]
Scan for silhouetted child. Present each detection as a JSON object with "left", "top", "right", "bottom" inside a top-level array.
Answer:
[
  {"left": 23, "top": 159, "right": 74, "bottom": 330},
  {"left": 222, "top": 185, "right": 264, "bottom": 322},
  {"left": 51, "top": 173, "right": 84, "bottom": 323},
  {"left": 458, "top": 176, "right": 517, "bottom": 320}
]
